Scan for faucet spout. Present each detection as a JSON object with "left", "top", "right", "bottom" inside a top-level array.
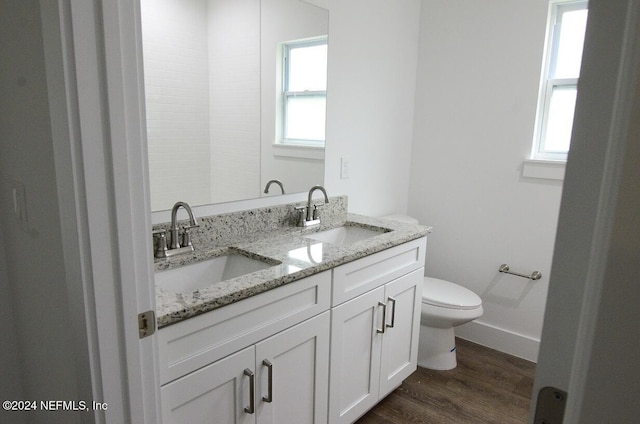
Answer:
[
  {"left": 169, "top": 201, "right": 198, "bottom": 249},
  {"left": 264, "top": 179, "right": 285, "bottom": 194},
  {"left": 306, "top": 185, "right": 329, "bottom": 222}
]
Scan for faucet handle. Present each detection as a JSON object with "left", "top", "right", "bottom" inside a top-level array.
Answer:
[
  {"left": 181, "top": 224, "right": 199, "bottom": 248},
  {"left": 312, "top": 203, "right": 325, "bottom": 220},
  {"left": 294, "top": 205, "right": 307, "bottom": 226},
  {"left": 152, "top": 229, "right": 168, "bottom": 258}
]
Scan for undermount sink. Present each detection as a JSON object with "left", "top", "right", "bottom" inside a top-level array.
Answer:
[
  {"left": 155, "top": 251, "right": 279, "bottom": 293},
  {"left": 305, "top": 224, "right": 390, "bottom": 245}
]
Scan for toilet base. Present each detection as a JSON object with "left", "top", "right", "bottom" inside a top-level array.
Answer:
[{"left": 417, "top": 325, "right": 458, "bottom": 370}]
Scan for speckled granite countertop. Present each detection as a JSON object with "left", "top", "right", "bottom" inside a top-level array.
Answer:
[{"left": 154, "top": 197, "right": 431, "bottom": 328}]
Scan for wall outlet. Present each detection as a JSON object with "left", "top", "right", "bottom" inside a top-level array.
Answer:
[{"left": 340, "top": 156, "right": 351, "bottom": 179}]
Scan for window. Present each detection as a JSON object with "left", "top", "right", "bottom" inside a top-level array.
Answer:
[
  {"left": 281, "top": 38, "right": 327, "bottom": 146},
  {"left": 532, "top": 0, "right": 588, "bottom": 161}
]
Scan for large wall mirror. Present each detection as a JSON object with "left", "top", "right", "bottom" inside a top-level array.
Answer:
[{"left": 140, "top": 0, "right": 328, "bottom": 212}]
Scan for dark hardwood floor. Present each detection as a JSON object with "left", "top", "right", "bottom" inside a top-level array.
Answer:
[{"left": 356, "top": 338, "right": 536, "bottom": 424}]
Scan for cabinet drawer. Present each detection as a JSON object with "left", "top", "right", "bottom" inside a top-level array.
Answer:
[
  {"left": 332, "top": 237, "right": 426, "bottom": 305},
  {"left": 158, "top": 270, "right": 331, "bottom": 384}
]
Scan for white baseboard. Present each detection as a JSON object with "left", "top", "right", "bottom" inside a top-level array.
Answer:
[{"left": 454, "top": 320, "right": 540, "bottom": 363}]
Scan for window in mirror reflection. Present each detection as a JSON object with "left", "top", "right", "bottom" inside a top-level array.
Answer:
[{"left": 282, "top": 38, "right": 327, "bottom": 145}]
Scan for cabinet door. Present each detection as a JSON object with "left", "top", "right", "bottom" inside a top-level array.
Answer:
[
  {"left": 329, "top": 286, "right": 385, "bottom": 424},
  {"left": 379, "top": 268, "right": 423, "bottom": 396},
  {"left": 255, "top": 311, "right": 330, "bottom": 424},
  {"left": 161, "top": 346, "right": 256, "bottom": 424}
]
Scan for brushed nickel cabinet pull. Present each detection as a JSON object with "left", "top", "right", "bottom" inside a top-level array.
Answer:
[
  {"left": 387, "top": 297, "right": 397, "bottom": 328},
  {"left": 262, "top": 360, "right": 273, "bottom": 403},
  {"left": 243, "top": 368, "right": 255, "bottom": 414},
  {"left": 377, "top": 301, "right": 387, "bottom": 333}
]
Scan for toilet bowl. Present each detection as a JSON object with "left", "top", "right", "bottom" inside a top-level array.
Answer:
[
  {"left": 418, "top": 277, "right": 483, "bottom": 370},
  {"left": 381, "top": 214, "right": 483, "bottom": 370}
]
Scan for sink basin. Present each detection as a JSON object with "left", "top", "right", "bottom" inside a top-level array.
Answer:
[
  {"left": 156, "top": 252, "right": 279, "bottom": 293},
  {"left": 305, "top": 224, "right": 389, "bottom": 245}
]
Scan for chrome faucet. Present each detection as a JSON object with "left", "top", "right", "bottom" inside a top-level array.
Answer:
[
  {"left": 153, "top": 201, "right": 199, "bottom": 258},
  {"left": 264, "top": 179, "right": 285, "bottom": 194},
  {"left": 296, "top": 185, "right": 329, "bottom": 227},
  {"left": 169, "top": 201, "right": 199, "bottom": 249}
]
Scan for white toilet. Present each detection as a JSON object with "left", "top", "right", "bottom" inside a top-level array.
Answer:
[
  {"left": 419, "top": 277, "right": 483, "bottom": 370},
  {"left": 383, "top": 214, "right": 484, "bottom": 370}
]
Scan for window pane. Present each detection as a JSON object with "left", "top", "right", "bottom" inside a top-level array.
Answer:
[
  {"left": 553, "top": 8, "right": 588, "bottom": 79},
  {"left": 285, "top": 95, "right": 326, "bottom": 141},
  {"left": 288, "top": 44, "right": 327, "bottom": 92},
  {"left": 542, "top": 85, "right": 577, "bottom": 153}
]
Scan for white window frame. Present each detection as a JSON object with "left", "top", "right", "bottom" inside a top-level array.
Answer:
[
  {"left": 531, "top": 0, "right": 588, "bottom": 162},
  {"left": 280, "top": 37, "right": 327, "bottom": 147}
]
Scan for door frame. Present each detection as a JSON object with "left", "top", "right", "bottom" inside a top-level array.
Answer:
[
  {"left": 531, "top": 0, "right": 640, "bottom": 422},
  {"left": 42, "top": 0, "right": 161, "bottom": 422}
]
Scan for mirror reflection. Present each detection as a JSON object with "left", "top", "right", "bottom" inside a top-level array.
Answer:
[{"left": 141, "top": 0, "right": 328, "bottom": 212}]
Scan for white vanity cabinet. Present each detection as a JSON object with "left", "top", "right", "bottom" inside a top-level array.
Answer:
[
  {"left": 157, "top": 236, "right": 427, "bottom": 424},
  {"left": 328, "top": 238, "right": 426, "bottom": 424},
  {"left": 158, "top": 271, "right": 331, "bottom": 424},
  {"left": 161, "top": 311, "right": 330, "bottom": 424}
]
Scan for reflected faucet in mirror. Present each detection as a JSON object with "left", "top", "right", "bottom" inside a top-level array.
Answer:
[
  {"left": 296, "top": 185, "right": 329, "bottom": 227},
  {"left": 264, "top": 179, "right": 285, "bottom": 195},
  {"left": 153, "top": 201, "right": 199, "bottom": 258}
]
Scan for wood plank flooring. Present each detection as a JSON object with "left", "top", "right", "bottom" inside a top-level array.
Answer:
[{"left": 356, "top": 338, "right": 536, "bottom": 424}]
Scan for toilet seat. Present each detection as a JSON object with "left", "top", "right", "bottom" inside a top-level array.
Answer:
[{"left": 422, "top": 277, "right": 482, "bottom": 310}]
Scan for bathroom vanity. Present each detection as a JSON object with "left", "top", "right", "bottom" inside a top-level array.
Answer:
[{"left": 153, "top": 196, "right": 430, "bottom": 423}]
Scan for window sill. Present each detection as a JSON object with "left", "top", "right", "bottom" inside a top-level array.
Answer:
[
  {"left": 522, "top": 159, "right": 566, "bottom": 181},
  {"left": 272, "top": 143, "right": 324, "bottom": 160}
]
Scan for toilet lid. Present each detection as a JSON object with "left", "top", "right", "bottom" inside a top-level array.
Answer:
[{"left": 422, "top": 277, "right": 482, "bottom": 310}]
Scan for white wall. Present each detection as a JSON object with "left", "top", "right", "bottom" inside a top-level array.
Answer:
[
  {"left": 409, "top": 0, "right": 558, "bottom": 361},
  {"left": 323, "top": 0, "right": 422, "bottom": 216}
]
